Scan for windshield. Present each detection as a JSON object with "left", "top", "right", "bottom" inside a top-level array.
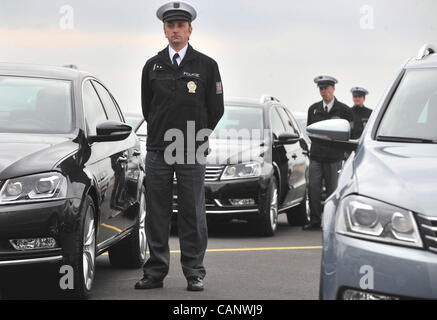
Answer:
[
  {"left": 295, "top": 116, "right": 308, "bottom": 138},
  {"left": 377, "top": 68, "right": 437, "bottom": 142},
  {"left": 125, "top": 114, "right": 143, "bottom": 129},
  {"left": 212, "top": 106, "right": 264, "bottom": 140},
  {"left": 136, "top": 120, "right": 147, "bottom": 136},
  {"left": 0, "top": 76, "right": 73, "bottom": 134}
]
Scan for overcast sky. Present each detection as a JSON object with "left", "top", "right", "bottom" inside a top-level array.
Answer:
[{"left": 1, "top": 0, "right": 436, "bottom": 115}]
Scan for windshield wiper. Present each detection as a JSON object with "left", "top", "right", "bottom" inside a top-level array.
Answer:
[{"left": 376, "top": 135, "right": 437, "bottom": 144}]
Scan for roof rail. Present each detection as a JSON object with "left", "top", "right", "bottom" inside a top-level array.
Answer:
[
  {"left": 416, "top": 44, "right": 436, "bottom": 60},
  {"left": 260, "top": 94, "right": 280, "bottom": 104},
  {"left": 63, "top": 64, "right": 78, "bottom": 70}
]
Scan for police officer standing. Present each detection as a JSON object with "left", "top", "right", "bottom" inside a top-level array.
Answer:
[
  {"left": 135, "top": 1, "right": 224, "bottom": 291},
  {"left": 303, "top": 76, "right": 353, "bottom": 231},
  {"left": 350, "top": 87, "right": 372, "bottom": 139}
]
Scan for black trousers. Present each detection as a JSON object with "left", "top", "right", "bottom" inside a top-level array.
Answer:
[
  {"left": 308, "top": 160, "right": 342, "bottom": 224},
  {"left": 142, "top": 150, "right": 208, "bottom": 281}
]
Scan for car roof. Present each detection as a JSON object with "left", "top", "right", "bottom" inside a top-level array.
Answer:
[
  {"left": 292, "top": 112, "right": 307, "bottom": 118},
  {"left": 225, "top": 97, "right": 277, "bottom": 109},
  {"left": 0, "top": 62, "right": 93, "bottom": 81}
]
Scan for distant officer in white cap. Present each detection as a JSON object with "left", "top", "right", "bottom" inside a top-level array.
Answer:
[
  {"left": 303, "top": 76, "right": 354, "bottom": 231},
  {"left": 135, "top": 1, "right": 224, "bottom": 292},
  {"left": 350, "top": 86, "right": 372, "bottom": 139}
]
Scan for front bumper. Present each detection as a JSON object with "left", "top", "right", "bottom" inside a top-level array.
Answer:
[
  {"left": 172, "top": 176, "right": 270, "bottom": 220},
  {"left": 0, "top": 199, "right": 81, "bottom": 267},
  {"left": 322, "top": 233, "right": 437, "bottom": 300},
  {"left": 0, "top": 255, "right": 63, "bottom": 267}
]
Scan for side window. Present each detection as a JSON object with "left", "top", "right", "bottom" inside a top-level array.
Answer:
[
  {"left": 270, "top": 107, "right": 286, "bottom": 139},
  {"left": 277, "top": 107, "right": 298, "bottom": 134},
  {"left": 284, "top": 108, "right": 302, "bottom": 135},
  {"left": 92, "top": 81, "right": 122, "bottom": 122},
  {"left": 82, "top": 80, "right": 108, "bottom": 135}
]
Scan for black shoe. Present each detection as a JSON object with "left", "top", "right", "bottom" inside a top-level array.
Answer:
[
  {"left": 187, "top": 277, "right": 204, "bottom": 292},
  {"left": 134, "top": 276, "right": 163, "bottom": 290},
  {"left": 303, "top": 222, "right": 322, "bottom": 231}
]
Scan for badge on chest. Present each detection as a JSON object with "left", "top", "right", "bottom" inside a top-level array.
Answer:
[{"left": 187, "top": 81, "right": 197, "bottom": 94}]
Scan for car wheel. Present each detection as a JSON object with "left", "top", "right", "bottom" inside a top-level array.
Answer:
[
  {"left": 319, "top": 258, "right": 324, "bottom": 300},
  {"left": 108, "top": 186, "right": 147, "bottom": 268},
  {"left": 253, "top": 176, "right": 279, "bottom": 237},
  {"left": 63, "top": 195, "right": 96, "bottom": 299},
  {"left": 286, "top": 188, "right": 310, "bottom": 226}
]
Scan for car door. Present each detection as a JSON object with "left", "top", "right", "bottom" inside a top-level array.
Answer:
[
  {"left": 272, "top": 106, "right": 304, "bottom": 207},
  {"left": 91, "top": 80, "right": 141, "bottom": 232},
  {"left": 82, "top": 79, "right": 120, "bottom": 245},
  {"left": 270, "top": 106, "right": 292, "bottom": 206},
  {"left": 279, "top": 107, "right": 308, "bottom": 201}
]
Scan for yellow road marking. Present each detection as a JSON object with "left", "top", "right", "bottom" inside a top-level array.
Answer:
[
  {"left": 204, "top": 246, "right": 323, "bottom": 253},
  {"left": 101, "top": 246, "right": 322, "bottom": 256},
  {"left": 100, "top": 223, "right": 123, "bottom": 233}
]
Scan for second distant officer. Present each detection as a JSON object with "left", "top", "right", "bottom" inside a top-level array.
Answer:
[
  {"left": 303, "top": 76, "right": 354, "bottom": 231},
  {"left": 350, "top": 86, "right": 372, "bottom": 139}
]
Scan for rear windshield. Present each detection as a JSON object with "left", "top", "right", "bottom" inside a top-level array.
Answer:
[
  {"left": 0, "top": 76, "right": 73, "bottom": 134},
  {"left": 377, "top": 68, "right": 437, "bottom": 141}
]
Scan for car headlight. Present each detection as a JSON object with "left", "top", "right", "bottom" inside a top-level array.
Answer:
[
  {"left": 0, "top": 172, "right": 67, "bottom": 204},
  {"left": 221, "top": 162, "right": 262, "bottom": 180},
  {"left": 336, "top": 195, "right": 423, "bottom": 248}
]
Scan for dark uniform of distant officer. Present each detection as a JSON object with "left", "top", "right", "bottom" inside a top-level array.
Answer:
[
  {"left": 350, "top": 86, "right": 372, "bottom": 139},
  {"left": 135, "top": 1, "right": 224, "bottom": 292},
  {"left": 303, "top": 76, "right": 354, "bottom": 231}
]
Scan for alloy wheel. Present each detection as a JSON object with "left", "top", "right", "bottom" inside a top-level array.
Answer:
[
  {"left": 82, "top": 206, "right": 96, "bottom": 292},
  {"left": 270, "top": 185, "right": 279, "bottom": 232},
  {"left": 138, "top": 193, "right": 147, "bottom": 261}
]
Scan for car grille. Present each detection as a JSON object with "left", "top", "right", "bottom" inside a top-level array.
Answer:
[
  {"left": 173, "top": 195, "right": 217, "bottom": 208},
  {"left": 173, "top": 165, "right": 225, "bottom": 182},
  {"left": 205, "top": 165, "right": 225, "bottom": 182},
  {"left": 417, "top": 214, "right": 437, "bottom": 254}
]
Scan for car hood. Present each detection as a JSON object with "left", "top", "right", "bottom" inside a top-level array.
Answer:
[
  {"left": 206, "top": 138, "right": 268, "bottom": 165},
  {"left": 354, "top": 141, "right": 437, "bottom": 217},
  {"left": 0, "top": 133, "right": 79, "bottom": 180}
]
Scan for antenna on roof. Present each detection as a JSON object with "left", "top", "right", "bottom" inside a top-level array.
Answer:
[
  {"left": 260, "top": 94, "right": 280, "bottom": 104},
  {"left": 416, "top": 44, "right": 436, "bottom": 60}
]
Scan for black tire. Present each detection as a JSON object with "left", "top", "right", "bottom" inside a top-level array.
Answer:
[
  {"left": 319, "top": 256, "right": 324, "bottom": 300},
  {"left": 108, "top": 187, "right": 147, "bottom": 269},
  {"left": 286, "top": 189, "right": 309, "bottom": 226},
  {"left": 252, "top": 176, "right": 279, "bottom": 237},
  {"left": 62, "top": 195, "right": 97, "bottom": 299}
]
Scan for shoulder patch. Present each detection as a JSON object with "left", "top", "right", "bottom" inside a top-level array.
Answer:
[{"left": 216, "top": 82, "right": 223, "bottom": 95}]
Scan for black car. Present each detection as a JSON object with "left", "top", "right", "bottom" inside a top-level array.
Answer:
[
  {"left": 293, "top": 112, "right": 311, "bottom": 148},
  {"left": 0, "top": 63, "right": 146, "bottom": 298},
  {"left": 136, "top": 95, "right": 310, "bottom": 236}
]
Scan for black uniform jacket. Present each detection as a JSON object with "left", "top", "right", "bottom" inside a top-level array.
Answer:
[
  {"left": 141, "top": 44, "right": 224, "bottom": 153},
  {"left": 307, "top": 98, "right": 354, "bottom": 162},
  {"left": 351, "top": 105, "right": 372, "bottom": 139}
]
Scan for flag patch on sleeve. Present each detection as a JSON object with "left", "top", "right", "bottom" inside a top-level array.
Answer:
[{"left": 216, "top": 82, "right": 223, "bottom": 94}]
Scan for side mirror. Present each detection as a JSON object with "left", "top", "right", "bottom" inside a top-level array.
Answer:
[
  {"left": 275, "top": 133, "right": 300, "bottom": 145},
  {"left": 306, "top": 119, "right": 358, "bottom": 152},
  {"left": 89, "top": 120, "right": 132, "bottom": 143}
]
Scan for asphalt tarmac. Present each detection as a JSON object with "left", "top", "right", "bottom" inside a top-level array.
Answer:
[{"left": 0, "top": 215, "right": 322, "bottom": 300}]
